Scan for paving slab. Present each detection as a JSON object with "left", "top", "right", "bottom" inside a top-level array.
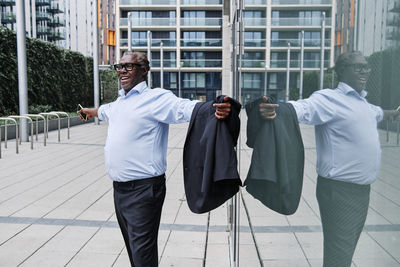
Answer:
[{"left": 0, "top": 118, "right": 399, "bottom": 266}]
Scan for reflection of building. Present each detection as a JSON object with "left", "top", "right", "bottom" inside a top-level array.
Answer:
[
  {"left": 234, "top": 0, "right": 335, "bottom": 102},
  {"left": 347, "top": 0, "right": 400, "bottom": 57},
  {"left": 334, "top": 0, "right": 355, "bottom": 57},
  {"left": 116, "top": 0, "right": 335, "bottom": 102},
  {"left": 386, "top": 0, "right": 400, "bottom": 49}
]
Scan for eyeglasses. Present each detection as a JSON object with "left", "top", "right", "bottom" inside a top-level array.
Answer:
[
  {"left": 114, "top": 63, "right": 141, "bottom": 72},
  {"left": 348, "top": 64, "right": 371, "bottom": 73}
]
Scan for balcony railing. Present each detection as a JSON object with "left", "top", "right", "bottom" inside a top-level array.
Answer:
[
  {"left": 271, "top": 0, "right": 332, "bottom": 4},
  {"left": 36, "top": 12, "right": 51, "bottom": 21},
  {"left": 180, "top": 59, "right": 222, "bottom": 67},
  {"left": 181, "top": 0, "right": 222, "bottom": 4},
  {"left": 244, "top": 39, "right": 266, "bottom": 47},
  {"left": 37, "top": 26, "right": 51, "bottom": 35},
  {"left": 270, "top": 59, "right": 330, "bottom": 68},
  {"left": 120, "top": 38, "right": 177, "bottom": 47},
  {"left": 0, "top": 0, "right": 15, "bottom": 6},
  {"left": 48, "top": 3, "right": 63, "bottom": 13},
  {"left": 35, "top": 0, "right": 50, "bottom": 6},
  {"left": 48, "top": 31, "right": 65, "bottom": 40},
  {"left": 271, "top": 38, "right": 331, "bottom": 47},
  {"left": 243, "top": 18, "right": 267, "bottom": 26},
  {"left": 120, "top": 17, "right": 176, "bottom": 26},
  {"left": 151, "top": 59, "right": 177, "bottom": 67},
  {"left": 180, "top": 18, "right": 222, "bottom": 26},
  {"left": 48, "top": 18, "right": 65, "bottom": 27},
  {"left": 242, "top": 60, "right": 266, "bottom": 68},
  {"left": 120, "top": 0, "right": 176, "bottom": 5},
  {"left": 245, "top": 0, "right": 266, "bottom": 5},
  {"left": 181, "top": 38, "right": 222, "bottom": 47},
  {"left": 1, "top": 12, "right": 16, "bottom": 23},
  {"left": 271, "top": 17, "right": 332, "bottom": 26}
]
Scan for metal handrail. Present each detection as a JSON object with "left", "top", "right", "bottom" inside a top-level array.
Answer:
[
  {"left": 50, "top": 111, "right": 70, "bottom": 139},
  {"left": 8, "top": 115, "right": 34, "bottom": 149},
  {"left": 24, "top": 114, "right": 46, "bottom": 146},
  {"left": 0, "top": 117, "right": 19, "bottom": 157},
  {"left": 39, "top": 112, "right": 61, "bottom": 142}
]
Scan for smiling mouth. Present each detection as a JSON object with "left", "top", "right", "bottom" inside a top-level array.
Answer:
[{"left": 120, "top": 77, "right": 129, "bottom": 82}]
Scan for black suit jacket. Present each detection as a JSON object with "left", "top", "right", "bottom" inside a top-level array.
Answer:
[
  {"left": 244, "top": 98, "right": 304, "bottom": 215},
  {"left": 183, "top": 96, "right": 242, "bottom": 214}
]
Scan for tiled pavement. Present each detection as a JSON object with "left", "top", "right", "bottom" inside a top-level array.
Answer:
[{"left": 0, "top": 116, "right": 399, "bottom": 267}]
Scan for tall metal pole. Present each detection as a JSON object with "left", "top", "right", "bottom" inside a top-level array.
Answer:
[
  {"left": 32, "top": 0, "right": 37, "bottom": 38},
  {"left": 147, "top": 31, "right": 152, "bottom": 87},
  {"left": 319, "top": 12, "right": 326, "bottom": 90},
  {"left": 128, "top": 13, "right": 132, "bottom": 52},
  {"left": 16, "top": 0, "right": 29, "bottom": 142},
  {"left": 93, "top": 0, "right": 100, "bottom": 125},
  {"left": 299, "top": 30, "right": 305, "bottom": 99},
  {"left": 285, "top": 43, "right": 291, "bottom": 102},
  {"left": 160, "top": 42, "right": 164, "bottom": 88},
  {"left": 178, "top": 67, "right": 181, "bottom": 97}
]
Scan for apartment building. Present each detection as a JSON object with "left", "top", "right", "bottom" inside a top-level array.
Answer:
[
  {"left": 1, "top": 0, "right": 116, "bottom": 63},
  {"left": 116, "top": 0, "right": 335, "bottom": 101},
  {"left": 0, "top": 0, "right": 65, "bottom": 45}
]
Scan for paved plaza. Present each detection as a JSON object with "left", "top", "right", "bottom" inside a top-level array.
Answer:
[{"left": 0, "top": 116, "right": 399, "bottom": 267}]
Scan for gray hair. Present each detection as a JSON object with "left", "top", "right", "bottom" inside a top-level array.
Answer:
[
  {"left": 334, "top": 51, "right": 364, "bottom": 79},
  {"left": 122, "top": 51, "right": 151, "bottom": 79}
]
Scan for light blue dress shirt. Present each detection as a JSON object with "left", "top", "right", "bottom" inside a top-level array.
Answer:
[
  {"left": 98, "top": 81, "right": 198, "bottom": 182},
  {"left": 289, "top": 82, "right": 383, "bottom": 185}
]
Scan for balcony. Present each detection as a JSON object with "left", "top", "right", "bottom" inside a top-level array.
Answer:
[
  {"left": 242, "top": 60, "right": 266, "bottom": 68},
  {"left": 120, "top": 38, "right": 176, "bottom": 47},
  {"left": 1, "top": 12, "right": 16, "bottom": 23},
  {"left": 120, "top": 0, "right": 176, "bottom": 5},
  {"left": 181, "top": 0, "right": 222, "bottom": 4},
  {"left": 180, "top": 18, "right": 222, "bottom": 27},
  {"left": 271, "top": 17, "right": 332, "bottom": 27},
  {"left": 48, "top": 18, "right": 65, "bottom": 27},
  {"left": 0, "top": 0, "right": 15, "bottom": 6},
  {"left": 48, "top": 31, "right": 65, "bottom": 40},
  {"left": 37, "top": 26, "right": 51, "bottom": 36},
  {"left": 386, "top": 30, "right": 400, "bottom": 41},
  {"left": 180, "top": 59, "right": 222, "bottom": 68},
  {"left": 48, "top": 3, "right": 63, "bottom": 14},
  {"left": 271, "top": 0, "right": 332, "bottom": 4},
  {"left": 243, "top": 18, "right": 267, "bottom": 27},
  {"left": 244, "top": 39, "right": 266, "bottom": 47},
  {"left": 270, "top": 59, "right": 330, "bottom": 68},
  {"left": 36, "top": 12, "right": 51, "bottom": 21},
  {"left": 151, "top": 59, "right": 176, "bottom": 68},
  {"left": 181, "top": 38, "right": 222, "bottom": 47},
  {"left": 120, "top": 17, "right": 176, "bottom": 27},
  {"left": 245, "top": 0, "right": 266, "bottom": 5},
  {"left": 35, "top": 0, "right": 50, "bottom": 6},
  {"left": 271, "top": 38, "right": 331, "bottom": 47}
]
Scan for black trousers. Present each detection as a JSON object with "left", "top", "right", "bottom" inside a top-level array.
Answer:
[
  {"left": 113, "top": 175, "right": 166, "bottom": 267},
  {"left": 316, "top": 175, "right": 370, "bottom": 267}
]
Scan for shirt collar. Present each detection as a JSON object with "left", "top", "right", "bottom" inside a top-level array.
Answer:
[
  {"left": 118, "top": 81, "right": 148, "bottom": 97},
  {"left": 337, "top": 82, "right": 368, "bottom": 98}
]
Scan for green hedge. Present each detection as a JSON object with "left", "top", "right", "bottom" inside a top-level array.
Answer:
[{"left": 0, "top": 26, "right": 94, "bottom": 116}]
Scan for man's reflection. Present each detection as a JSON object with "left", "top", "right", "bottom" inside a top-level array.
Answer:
[{"left": 256, "top": 51, "right": 399, "bottom": 267}]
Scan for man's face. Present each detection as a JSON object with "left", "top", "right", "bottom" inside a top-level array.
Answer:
[
  {"left": 117, "top": 54, "right": 146, "bottom": 92},
  {"left": 340, "top": 55, "right": 371, "bottom": 93}
]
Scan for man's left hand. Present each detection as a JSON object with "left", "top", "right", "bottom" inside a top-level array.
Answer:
[{"left": 213, "top": 96, "right": 231, "bottom": 120}]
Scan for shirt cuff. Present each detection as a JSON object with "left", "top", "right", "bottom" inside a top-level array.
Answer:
[{"left": 97, "top": 104, "right": 107, "bottom": 121}]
